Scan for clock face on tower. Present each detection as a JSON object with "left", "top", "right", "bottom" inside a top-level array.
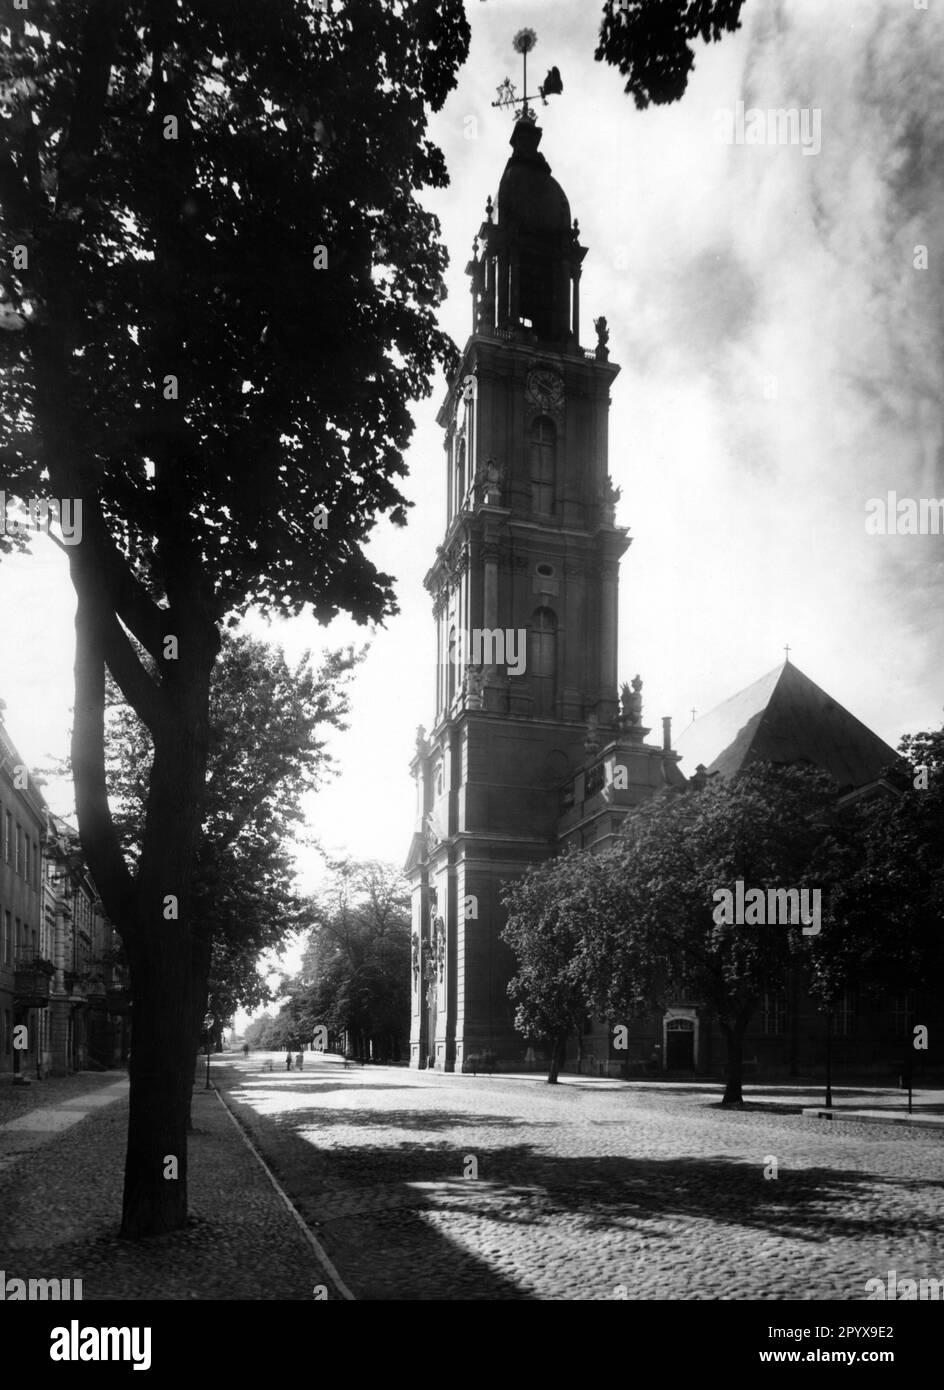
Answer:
[{"left": 527, "top": 367, "right": 563, "bottom": 410}]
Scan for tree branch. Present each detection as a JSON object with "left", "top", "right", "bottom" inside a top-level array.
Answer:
[{"left": 71, "top": 592, "right": 135, "bottom": 923}]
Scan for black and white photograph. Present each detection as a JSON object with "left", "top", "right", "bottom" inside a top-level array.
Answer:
[{"left": 0, "top": 0, "right": 941, "bottom": 1362}]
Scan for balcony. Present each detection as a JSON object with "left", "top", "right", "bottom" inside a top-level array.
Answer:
[{"left": 14, "top": 953, "right": 55, "bottom": 1008}]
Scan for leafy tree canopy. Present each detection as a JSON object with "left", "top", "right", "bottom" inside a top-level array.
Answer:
[
  {"left": 808, "top": 728, "right": 944, "bottom": 1007},
  {"left": 0, "top": 0, "right": 470, "bottom": 623},
  {"left": 596, "top": 0, "right": 746, "bottom": 109},
  {"left": 276, "top": 858, "right": 411, "bottom": 1057}
]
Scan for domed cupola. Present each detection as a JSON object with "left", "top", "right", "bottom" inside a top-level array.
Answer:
[
  {"left": 467, "top": 116, "right": 587, "bottom": 350},
  {"left": 497, "top": 119, "right": 572, "bottom": 238}
]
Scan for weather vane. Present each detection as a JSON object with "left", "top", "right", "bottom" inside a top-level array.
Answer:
[{"left": 491, "top": 29, "right": 563, "bottom": 122}]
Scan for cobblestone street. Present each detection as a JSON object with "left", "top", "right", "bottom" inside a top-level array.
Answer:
[{"left": 217, "top": 1055, "right": 944, "bottom": 1302}]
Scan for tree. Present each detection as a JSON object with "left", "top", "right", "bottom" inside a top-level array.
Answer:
[
  {"left": 243, "top": 1012, "right": 273, "bottom": 1051},
  {"left": 505, "top": 764, "right": 851, "bottom": 1100},
  {"left": 606, "top": 763, "right": 854, "bottom": 1104},
  {"left": 0, "top": 0, "right": 469, "bottom": 1235},
  {"left": 278, "top": 859, "right": 411, "bottom": 1062},
  {"left": 501, "top": 849, "right": 642, "bottom": 1083},
  {"left": 182, "top": 635, "right": 360, "bottom": 1091},
  {"left": 58, "top": 631, "right": 358, "bottom": 1115},
  {"left": 596, "top": 0, "right": 747, "bottom": 109},
  {"left": 808, "top": 730, "right": 944, "bottom": 1102}
]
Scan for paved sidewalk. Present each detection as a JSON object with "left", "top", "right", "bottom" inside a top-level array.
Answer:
[
  {"left": 0, "top": 1081, "right": 340, "bottom": 1299},
  {"left": 0, "top": 1068, "right": 128, "bottom": 1127}
]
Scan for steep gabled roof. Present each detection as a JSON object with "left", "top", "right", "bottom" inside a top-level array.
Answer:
[{"left": 675, "top": 661, "right": 899, "bottom": 792}]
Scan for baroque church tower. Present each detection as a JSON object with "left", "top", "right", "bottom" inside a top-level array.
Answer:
[{"left": 405, "top": 114, "right": 682, "bottom": 1072}]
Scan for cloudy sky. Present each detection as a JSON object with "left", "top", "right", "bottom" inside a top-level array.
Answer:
[{"left": 1, "top": 0, "right": 942, "bottom": 894}]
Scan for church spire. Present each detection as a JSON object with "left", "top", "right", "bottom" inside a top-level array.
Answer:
[{"left": 468, "top": 31, "right": 581, "bottom": 347}]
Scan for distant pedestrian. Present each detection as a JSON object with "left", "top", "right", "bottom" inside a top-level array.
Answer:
[
  {"left": 285, "top": 1052, "right": 292, "bottom": 1071},
  {"left": 242, "top": 1043, "right": 249, "bottom": 1059},
  {"left": 295, "top": 1051, "right": 303, "bottom": 1071}
]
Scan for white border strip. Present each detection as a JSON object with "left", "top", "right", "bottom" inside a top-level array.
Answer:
[{"left": 212, "top": 1085, "right": 356, "bottom": 1301}]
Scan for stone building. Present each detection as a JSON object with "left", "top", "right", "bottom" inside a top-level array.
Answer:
[
  {"left": 0, "top": 709, "right": 49, "bottom": 1080},
  {"left": 405, "top": 114, "right": 929, "bottom": 1082},
  {"left": 0, "top": 705, "right": 128, "bottom": 1081},
  {"left": 44, "top": 815, "right": 130, "bottom": 1075}
]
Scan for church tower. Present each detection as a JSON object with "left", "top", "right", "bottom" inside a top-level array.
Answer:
[{"left": 406, "top": 109, "right": 672, "bottom": 1072}]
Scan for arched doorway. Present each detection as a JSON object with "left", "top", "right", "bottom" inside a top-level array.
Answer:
[{"left": 664, "top": 1012, "right": 696, "bottom": 1071}]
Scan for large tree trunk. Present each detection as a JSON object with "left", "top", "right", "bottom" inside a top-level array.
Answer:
[
  {"left": 116, "top": 674, "right": 212, "bottom": 1237},
  {"left": 546, "top": 1031, "right": 568, "bottom": 1084},
  {"left": 69, "top": 600, "right": 214, "bottom": 1235},
  {"left": 720, "top": 1022, "right": 746, "bottom": 1106},
  {"left": 121, "top": 923, "right": 193, "bottom": 1237}
]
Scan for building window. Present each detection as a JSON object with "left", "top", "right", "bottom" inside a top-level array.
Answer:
[
  {"left": 519, "top": 253, "right": 554, "bottom": 338},
  {"left": 2, "top": 809, "right": 8, "bottom": 862},
  {"left": 529, "top": 607, "right": 557, "bottom": 716},
  {"left": 761, "top": 991, "right": 786, "bottom": 1035},
  {"left": 455, "top": 436, "right": 466, "bottom": 511},
  {"left": 891, "top": 992, "right": 914, "bottom": 1036},
  {"left": 14, "top": 823, "right": 21, "bottom": 875},
  {"left": 834, "top": 988, "right": 856, "bottom": 1037},
  {"left": 447, "top": 627, "right": 457, "bottom": 710},
  {"left": 530, "top": 416, "right": 556, "bottom": 514},
  {"left": 2, "top": 910, "right": 10, "bottom": 965}
]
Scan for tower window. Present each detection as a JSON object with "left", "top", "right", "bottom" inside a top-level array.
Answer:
[
  {"left": 447, "top": 627, "right": 457, "bottom": 710},
  {"left": 455, "top": 436, "right": 466, "bottom": 512},
  {"left": 529, "top": 607, "right": 557, "bottom": 715},
  {"left": 530, "top": 416, "right": 556, "bottom": 515},
  {"left": 519, "top": 253, "right": 554, "bottom": 338}
]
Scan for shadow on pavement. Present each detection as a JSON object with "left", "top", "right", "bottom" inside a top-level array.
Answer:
[{"left": 213, "top": 1061, "right": 944, "bottom": 1300}]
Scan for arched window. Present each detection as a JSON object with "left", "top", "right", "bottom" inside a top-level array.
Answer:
[
  {"left": 455, "top": 436, "right": 466, "bottom": 512},
  {"left": 529, "top": 607, "right": 557, "bottom": 715},
  {"left": 530, "top": 416, "right": 556, "bottom": 514},
  {"left": 519, "top": 254, "right": 554, "bottom": 338},
  {"left": 447, "top": 627, "right": 457, "bottom": 710}
]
